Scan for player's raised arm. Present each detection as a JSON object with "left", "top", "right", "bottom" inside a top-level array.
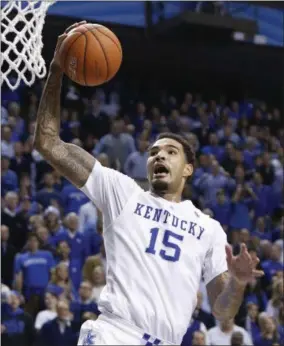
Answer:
[{"left": 33, "top": 22, "right": 95, "bottom": 188}]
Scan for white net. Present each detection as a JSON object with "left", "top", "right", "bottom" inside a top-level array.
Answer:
[{"left": 1, "top": 0, "right": 56, "bottom": 90}]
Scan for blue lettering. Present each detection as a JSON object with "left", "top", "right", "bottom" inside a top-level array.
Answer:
[
  {"left": 153, "top": 208, "right": 162, "bottom": 222},
  {"left": 197, "top": 227, "right": 205, "bottom": 240},
  {"left": 188, "top": 222, "right": 197, "bottom": 235},
  {"left": 181, "top": 220, "right": 187, "bottom": 231},
  {"left": 163, "top": 210, "right": 170, "bottom": 224},
  {"left": 172, "top": 215, "right": 179, "bottom": 228},
  {"left": 144, "top": 206, "right": 153, "bottom": 219},
  {"left": 134, "top": 203, "right": 144, "bottom": 216}
]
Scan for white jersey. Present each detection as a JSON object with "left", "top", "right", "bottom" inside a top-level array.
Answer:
[{"left": 81, "top": 162, "right": 228, "bottom": 345}]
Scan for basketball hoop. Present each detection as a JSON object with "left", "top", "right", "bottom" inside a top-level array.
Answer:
[{"left": 1, "top": 0, "right": 56, "bottom": 90}]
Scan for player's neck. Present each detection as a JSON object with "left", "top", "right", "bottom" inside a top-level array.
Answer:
[{"left": 151, "top": 190, "right": 182, "bottom": 203}]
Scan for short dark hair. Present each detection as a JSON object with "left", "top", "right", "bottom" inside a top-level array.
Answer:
[
  {"left": 156, "top": 132, "right": 196, "bottom": 166},
  {"left": 27, "top": 232, "right": 39, "bottom": 242}
]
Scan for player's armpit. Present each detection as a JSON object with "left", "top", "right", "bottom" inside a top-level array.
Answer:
[
  {"left": 206, "top": 271, "right": 246, "bottom": 321},
  {"left": 41, "top": 138, "right": 96, "bottom": 188}
]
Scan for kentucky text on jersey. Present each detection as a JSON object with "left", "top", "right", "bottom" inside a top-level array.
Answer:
[{"left": 134, "top": 203, "right": 206, "bottom": 240}]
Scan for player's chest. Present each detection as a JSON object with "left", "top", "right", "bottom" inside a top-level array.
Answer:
[{"left": 116, "top": 199, "right": 210, "bottom": 265}]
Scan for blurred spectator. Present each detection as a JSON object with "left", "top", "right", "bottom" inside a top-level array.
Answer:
[
  {"left": 192, "top": 330, "right": 206, "bottom": 346},
  {"left": 9, "top": 142, "right": 31, "bottom": 180},
  {"left": 14, "top": 233, "right": 55, "bottom": 315},
  {"left": 255, "top": 313, "right": 280, "bottom": 346},
  {"left": 90, "top": 265, "right": 106, "bottom": 303},
  {"left": 124, "top": 138, "right": 149, "bottom": 179},
  {"left": 36, "top": 226, "right": 56, "bottom": 255},
  {"left": 34, "top": 292, "right": 58, "bottom": 331},
  {"left": 36, "top": 172, "right": 63, "bottom": 210},
  {"left": 93, "top": 117, "right": 135, "bottom": 170},
  {"left": 208, "top": 319, "right": 253, "bottom": 345},
  {"left": 262, "top": 244, "right": 283, "bottom": 284},
  {"left": 1, "top": 125, "right": 15, "bottom": 158},
  {"left": 48, "top": 263, "right": 74, "bottom": 300},
  {"left": 231, "top": 331, "right": 244, "bottom": 346},
  {"left": 56, "top": 240, "right": 83, "bottom": 291},
  {"left": 70, "top": 281, "right": 99, "bottom": 323},
  {"left": 1, "top": 191, "right": 28, "bottom": 252},
  {"left": 53, "top": 213, "right": 88, "bottom": 267},
  {"left": 44, "top": 206, "right": 63, "bottom": 244},
  {"left": 209, "top": 188, "right": 231, "bottom": 232},
  {"left": 257, "top": 152, "right": 275, "bottom": 186},
  {"left": 61, "top": 182, "right": 89, "bottom": 214},
  {"left": 245, "top": 302, "right": 261, "bottom": 343},
  {"left": 78, "top": 201, "right": 98, "bottom": 233},
  {"left": 1, "top": 291, "right": 34, "bottom": 346},
  {"left": 1, "top": 156, "right": 18, "bottom": 195},
  {"left": 252, "top": 217, "right": 272, "bottom": 242},
  {"left": 38, "top": 300, "right": 78, "bottom": 346},
  {"left": 266, "top": 279, "right": 283, "bottom": 320},
  {"left": 81, "top": 97, "right": 110, "bottom": 140},
  {"left": 1, "top": 225, "right": 16, "bottom": 287}
]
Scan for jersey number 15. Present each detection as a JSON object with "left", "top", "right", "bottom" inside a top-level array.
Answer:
[{"left": 145, "top": 227, "right": 184, "bottom": 262}]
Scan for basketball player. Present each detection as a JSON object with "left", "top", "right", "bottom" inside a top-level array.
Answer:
[{"left": 34, "top": 22, "right": 264, "bottom": 345}]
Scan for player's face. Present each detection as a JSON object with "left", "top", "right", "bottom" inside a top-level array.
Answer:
[{"left": 147, "top": 138, "right": 193, "bottom": 194}]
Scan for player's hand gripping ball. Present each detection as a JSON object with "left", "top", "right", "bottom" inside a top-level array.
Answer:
[{"left": 58, "top": 22, "right": 122, "bottom": 86}]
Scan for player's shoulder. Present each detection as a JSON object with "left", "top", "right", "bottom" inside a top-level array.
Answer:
[{"left": 187, "top": 201, "right": 224, "bottom": 232}]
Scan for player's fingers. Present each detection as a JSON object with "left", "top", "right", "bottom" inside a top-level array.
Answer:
[
  {"left": 251, "top": 256, "right": 260, "bottom": 268},
  {"left": 225, "top": 244, "right": 233, "bottom": 264},
  {"left": 65, "top": 21, "right": 87, "bottom": 34},
  {"left": 240, "top": 243, "right": 248, "bottom": 256},
  {"left": 55, "top": 34, "right": 68, "bottom": 50},
  {"left": 252, "top": 269, "right": 264, "bottom": 277}
]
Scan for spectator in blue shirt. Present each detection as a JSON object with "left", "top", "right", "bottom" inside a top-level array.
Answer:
[
  {"left": 245, "top": 303, "right": 261, "bottom": 344},
  {"left": 201, "top": 133, "right": 224, "bottom": 162},
  {"left": 14, "top": 233, "right": 55, "bottom": 315},
  {"left": 61, "top": 182, "right": 89, "bottom": 214},
  {"left": 1, "top": 290, "right": 34, "bottom": 346},
  {"left": 230, "top": 184, "right": 257, "bottom": 232},
  {"left": 1, "top": 156, "right": 18, "bottom": 196},
  {"left": 255, "top": 314, "right": 280, "bottom": 346},
  {"left": 196, "top": 160, "right": 234, "bottom": 205},
  {"left": 209, "top": 189, "right": 231, "bottom": 232},
  {"left": 261, "top": 244, "right": 283, "bottom": 284},
  {"left": 53, "top": 213, "right": 89, "bottom": 268},
  {"left": 250, "top": 172, "right": 272, "bottom": 218},
  {"left": 70, "top": 281, "right": 99, "bottom": 324},
  {"left": 251, "top": 217, "right": 272, "bottom": 242},
  {"left": 124, "top": 138, "right": 149, "bottom": 180},
  {"left": 36, "top": 172, "right": 63, "bottom": 210},
  {"left": 44, "top": 206, "right": 64, "bottom": 245},
  {"left": 56, "top": 240, "right": 83, "bottom": 291}
]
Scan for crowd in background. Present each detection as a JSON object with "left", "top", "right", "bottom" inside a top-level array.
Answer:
[{"left": 1, "top": 77, "right": 283, "bottom": 346}]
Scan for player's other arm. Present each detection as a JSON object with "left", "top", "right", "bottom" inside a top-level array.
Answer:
[
  {"left": 33, "top": 22, "right": 95, "bottom": 188},
  {"left": 204, "top": 222, "right": 264, "bottom": 321},
  {"left": 206, "top": 271, "right": 246, "bottom": 321}
]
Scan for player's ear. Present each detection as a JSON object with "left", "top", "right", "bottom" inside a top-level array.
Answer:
[{"left": 183, "top": 163, "right": 193, "bottom": 178}]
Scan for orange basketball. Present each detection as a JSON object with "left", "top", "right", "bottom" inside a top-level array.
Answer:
[{"left": 58, "top": 23, "right": 122, "bottom": 86}]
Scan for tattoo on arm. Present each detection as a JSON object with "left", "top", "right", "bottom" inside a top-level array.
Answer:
[
  {"left": 207, "top": 271, "right": 246, "bottom": 321},
  {"left": 34, "top": 65, "right": 95, "bottom": 187}
]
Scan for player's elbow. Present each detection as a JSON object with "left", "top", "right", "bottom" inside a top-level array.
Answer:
[
  {"left": 212, "top": 307, "right": 236, "bottom": 322},
  {"left": 33, "top": 133, "right": 58, "bottom": 154}
]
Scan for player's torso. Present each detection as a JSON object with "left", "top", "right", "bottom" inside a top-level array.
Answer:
[{"left": 100, "top": 191, "right": 213, "bottom": 344}]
